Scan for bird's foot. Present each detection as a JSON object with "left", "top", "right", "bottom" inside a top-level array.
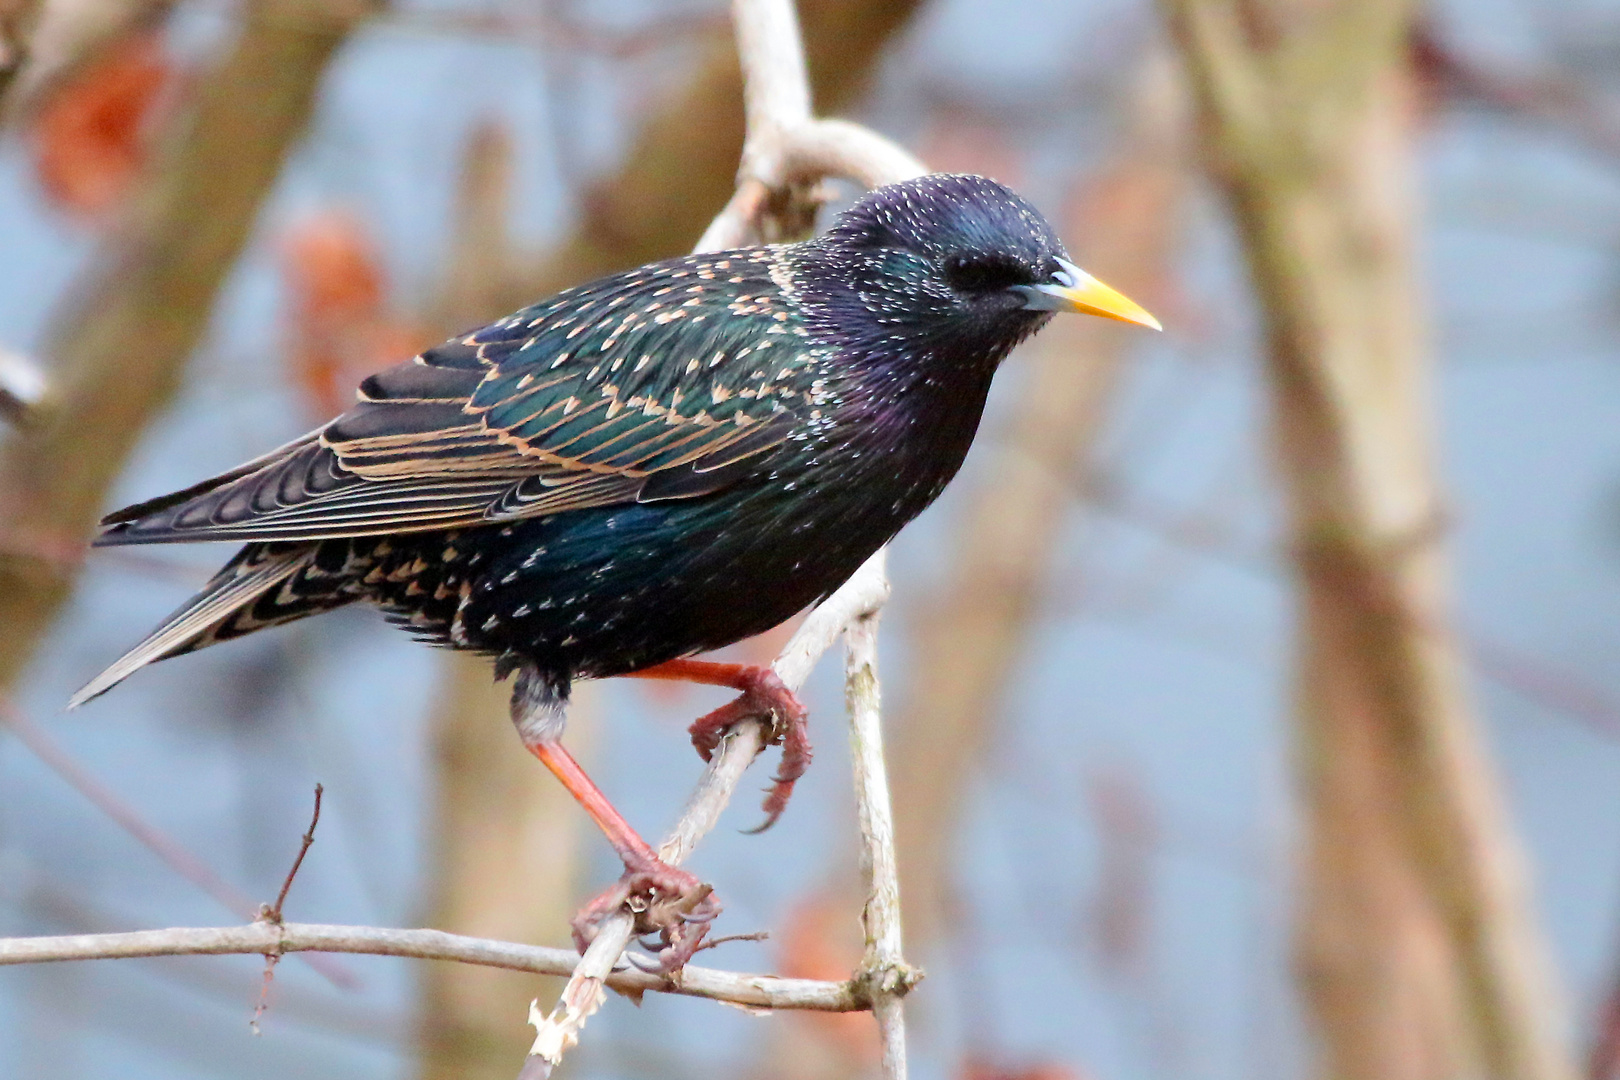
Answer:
[
  {"left": 570, "top": 850, "right": 721, "bottom": 974},
  {"left": 687, "top": 666, "right": 811, "bottom": 833}
]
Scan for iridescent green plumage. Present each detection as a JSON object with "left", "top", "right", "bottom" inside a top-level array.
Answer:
[
  {"left": 74, "top": 173, "right": 1090, "bottom": 709},
  {"left": 99, "top": 247, "right": 819, "bottom": 546},
  {"left": 71, "top": 172, "right": 1163, "bottom": 971}
]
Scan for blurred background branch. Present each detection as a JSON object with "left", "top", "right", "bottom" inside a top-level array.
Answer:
[
  {"left": 890, "top": 50, "right": 1190, "bottom": 951},
  {"left": 0, "top": 0, "right": 45, "bottom": 108},
  {"left": 0, "top": 0, "right": 378, "bottom": 691},
  {"left": 1160, "top": 0, "right": 1576, "bottom": 1078},
  {"left": 1411, "top": 21, "right": 1620, "bottom": 168}
]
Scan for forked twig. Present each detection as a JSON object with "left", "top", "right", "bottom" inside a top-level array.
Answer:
[
  {"left": 0, "top": 696, "right": 357, "bottom": 990},
  {"left": 252, "top": 783, "right": 325, "bottom": 1032}
]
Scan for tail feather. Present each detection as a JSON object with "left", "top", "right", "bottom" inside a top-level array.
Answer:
[{"left": 69, "top": 547, "right": 311, "bottom": 708}]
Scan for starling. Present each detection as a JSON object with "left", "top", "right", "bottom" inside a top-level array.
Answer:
[{"left": 71, "top": 173, "right": 1159, "bottom": 968}]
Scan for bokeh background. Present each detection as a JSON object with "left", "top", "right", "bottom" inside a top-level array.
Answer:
[{"left": 1, "top": 1, "right": 1619, "bottom": 1079}]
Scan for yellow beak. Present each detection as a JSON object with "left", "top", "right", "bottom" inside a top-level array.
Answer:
[{"left": 1019, "top": 258, "right": 1162, "bottom": 331}]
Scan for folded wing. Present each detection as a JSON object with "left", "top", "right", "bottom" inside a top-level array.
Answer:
[{"left": 97, "top": 249, "right": 811, "bottom": 546}]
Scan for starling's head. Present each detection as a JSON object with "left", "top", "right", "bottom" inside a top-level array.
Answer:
[{"left": 801, "top": 173, "right": 1158, "bottom": 364}]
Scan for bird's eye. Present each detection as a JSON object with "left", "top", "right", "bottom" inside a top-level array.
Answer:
[{"left": 944, "top": 254, "right": 1031, "bottom": 293}]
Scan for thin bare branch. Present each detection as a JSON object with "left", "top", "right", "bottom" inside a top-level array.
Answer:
[
  {"left": 844, "top": 559, "right": 918, "bottom": 1080},
  {"left": 268, "top": 784, "right": 323, "bottom": 923},
  {"left": 0, "top": 921, "right": 865, "bottom": 1011},
  {"left": 734, "top": 0, "right": 811, "bottom": 138},
  {"left": 252, "top": 782, "right": 324, "bottom": 1031}
]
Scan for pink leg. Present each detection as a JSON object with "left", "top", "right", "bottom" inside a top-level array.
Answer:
[
  {"left": 631, "top": 659, "right": 812, "bottom": 832},
  {"left": 522, "top": 737, "right": 720, "bottom": 971}
]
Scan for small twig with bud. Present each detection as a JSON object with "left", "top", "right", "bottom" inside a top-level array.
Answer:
[
  {"left": 266, "top": 783, "right": 324, "bottom": 925},
  {"left": 252, "top": 783, "right": 325, "bottom": 1032}
]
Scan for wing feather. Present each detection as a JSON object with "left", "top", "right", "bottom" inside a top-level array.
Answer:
[{"left": 97, "top": 248, "right": 818, "bottom": 547}]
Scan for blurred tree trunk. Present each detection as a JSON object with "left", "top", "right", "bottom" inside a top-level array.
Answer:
[
  {"left": 0, "top": 0, "right": 45, "bottom": 107},
  {"left": 0, "top": 0, "right": 377, "bottom": 691},
  {"left": 890, "top": 57, "right": 1190, "bottom": 950},
  {"left": 1159, "top": 2, "right": 1574, "bottom": 1079}
]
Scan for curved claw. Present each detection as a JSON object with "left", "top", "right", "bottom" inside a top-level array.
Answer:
[
  {"left": 626, "top": 949, "right": 668, "bottom": 974},
  {"left": 740, "top": 805, "right": 785, "bottom": 835},
  {"left": 743, "top": 715, "right": 812, "bottom": 833},
  {"left": 568, "top": 857, "right": 722, "bottom": 974}
]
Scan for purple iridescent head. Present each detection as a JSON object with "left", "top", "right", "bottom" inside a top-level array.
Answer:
[{"left": 797, "top": 173, "right": 1158, "bottom": 362}]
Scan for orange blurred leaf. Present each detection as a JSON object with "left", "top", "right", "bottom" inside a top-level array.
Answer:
[
  {"left": 31, "top": 29, "right": 175, "bottom": 219},
  {"left": 279, "top": 211, "right": 425, "bottom": 418},
  {"left": 283, "top": 212, "right": 385, "bottom": 322},
  {"left": 778, "top": 891, "right": 879, "bottom": 1062},
  {"left": 961, "top": 1059, "right": 1092, "bottom": 1080}
]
